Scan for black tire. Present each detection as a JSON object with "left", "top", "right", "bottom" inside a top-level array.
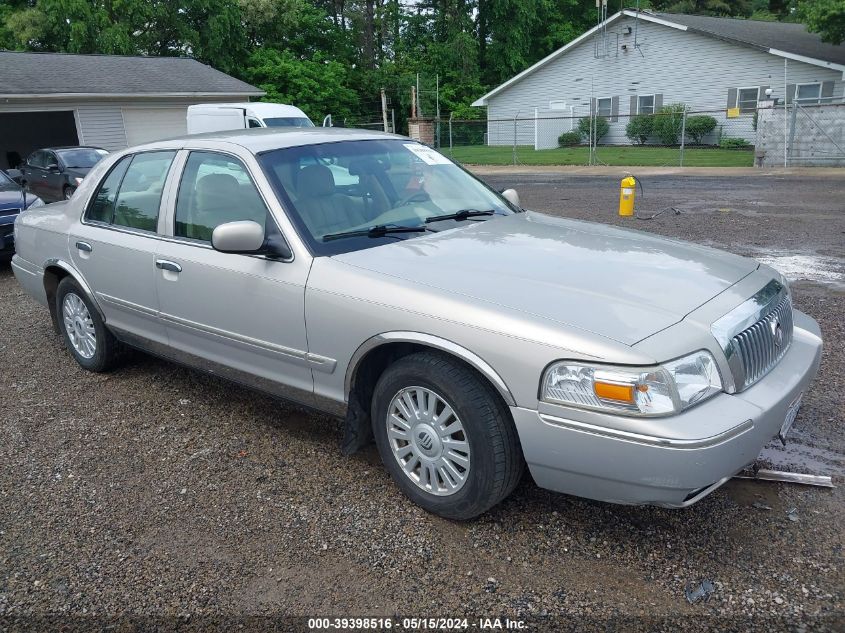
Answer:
[
  {"left": 63, "top": 186, "right": 76, "bottom": 200},
  {"left": 371, "top": 351, "right": 524, "bottom": 520},
  {"left": 55, "top": 277, "right": 123, "bottom": 372}
]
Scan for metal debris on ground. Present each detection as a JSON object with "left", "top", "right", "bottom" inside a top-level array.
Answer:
[
  {"left": 684, "top": 580, "right": 716, "bottom": 605},
  {"left": 786, "top": 508, "right": 800, "bottom": 523},
  {"left": 734, "top": 469, "right": 834, "bottom": 488},
  {"left": 752, "top": 501, "right": 773, "bottom": 510}
]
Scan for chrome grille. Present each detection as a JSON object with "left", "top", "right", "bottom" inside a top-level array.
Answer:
[{"left": 730, "top": 295, "right": 793, "bottom": 390}]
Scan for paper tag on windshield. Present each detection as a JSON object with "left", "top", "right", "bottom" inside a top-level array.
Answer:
[{"left": 404, "top": 143, "right": 452, "bottom": 165}]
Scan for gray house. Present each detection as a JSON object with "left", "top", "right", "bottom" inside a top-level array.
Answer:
[
  {"left": 472, "top": 11, "right": 845, "bottom": 148},
  {"left": 0, "top": 52, "right": 263, "bottom": 170}
]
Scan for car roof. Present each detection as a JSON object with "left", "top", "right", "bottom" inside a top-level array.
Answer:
[
  {"left": 37, "top": 146, "right": 106, "bottom": 152},
  {"left": 130, "top": 127, "right": 408, "bottom": 154}
]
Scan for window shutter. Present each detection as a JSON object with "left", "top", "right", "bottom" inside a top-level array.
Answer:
[
  {"left": 785, "top": 84, "right": 795, "bottom": 104},
  {"left": 611, "top": 96, "right": 619, "bottom": 122},
  {"left": 821, "top": 81, "right": 834, "bottom": 101},
  {"left": 726, "top": 88, "right": 737, "bottom": 109},
  {"left": 759, "top": 85, "right": 769, "bottom": 102},
  {"left": 630, "top": 95, "right": 638, "bottom": 115}
]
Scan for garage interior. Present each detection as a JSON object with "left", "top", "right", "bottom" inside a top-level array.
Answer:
[{"left": 0, "top": 111, "right": 79, "bottom": 170}]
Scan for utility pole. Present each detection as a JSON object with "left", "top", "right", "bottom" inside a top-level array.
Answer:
[
  {"left": 436, "top": 74, "right": 440, "bottom": 148},
  {"left": 380, "top": 88, "right": 389, "bottom": 133},
  {"left": 416, "top": 73, "right": 421, "bottom": 117},
  {"left": 411, "top": 86, "right": 417, "bottom": 118}
]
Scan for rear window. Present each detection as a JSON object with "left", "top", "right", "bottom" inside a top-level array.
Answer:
[{"left": 263, "top": 117, "right": 314, "bottom": 128}]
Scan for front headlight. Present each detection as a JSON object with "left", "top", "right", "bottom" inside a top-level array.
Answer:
[
  {"left": 74, "top": 177, "right": 84, "bottom": 186},
  {"left": 26, "top": 196, "right": 45, "bottom": 209},
  {"left": 541, "top": 351, "right": 722, "bottom": 417}
]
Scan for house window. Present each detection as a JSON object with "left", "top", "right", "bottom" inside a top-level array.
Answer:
[
  {"left": 596, "top": 97, "right": 612, "bottom": 117},
  {"left": 795, "top": 83, "right": 821, "bottom": 104},
  {"left": 637, "top": 95, "right": 655, "bottom": 115},
  {"left": 736, "top": 87, "right": 759, "bottom": 113}
]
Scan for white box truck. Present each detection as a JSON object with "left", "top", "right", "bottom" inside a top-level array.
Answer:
[{"left": 187, "top": 103, "right": 314, "bottom": 134}]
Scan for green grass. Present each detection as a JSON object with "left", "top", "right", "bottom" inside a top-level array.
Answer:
[{"left": 447, "top": 144, "right": 755, "bottom": 167}]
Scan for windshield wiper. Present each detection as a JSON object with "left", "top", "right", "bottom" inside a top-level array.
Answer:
[
  {"left": 424, "top": 209, "right": 496, "bottom": 223},
  {"left": 322, "top": 224, "right": 428, "bottom": 242}
]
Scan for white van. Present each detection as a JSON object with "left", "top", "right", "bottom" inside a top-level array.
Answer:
[{"left": 187, "top": 103, "right": 314, "bottom": 134}]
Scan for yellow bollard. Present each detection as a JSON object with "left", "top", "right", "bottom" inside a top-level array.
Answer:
[{"left": 619, "top": 176, "right": 636, "bottom": 217}]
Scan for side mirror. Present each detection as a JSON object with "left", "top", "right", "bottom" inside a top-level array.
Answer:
[
  {"left": 211, "top": 220, "right": 291, "bottom": 259},
  {"left": 46, "top": 163, "right": 59, "bottom": 172},
  {"left": 501, "top": 188, "right": 520, "bottom": 207}
]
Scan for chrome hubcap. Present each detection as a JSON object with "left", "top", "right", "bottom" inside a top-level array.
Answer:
[
  {"left": 386, "top": 386, "right": 470, "bottom": 496},
  {"left": 62, "top": 293, "right": 96, "bottom": 359}
]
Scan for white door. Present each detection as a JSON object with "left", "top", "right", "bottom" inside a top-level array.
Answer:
[{"left": 122, "top": 107, "right": 188, "bottom": 147}]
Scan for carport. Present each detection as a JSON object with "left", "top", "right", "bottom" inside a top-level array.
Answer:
[
  {"left": 0, "top": 111, "right": 79, "bottom": 170},
  {"left": 0, "top": 51, "right": 264, "bottom": 170}
]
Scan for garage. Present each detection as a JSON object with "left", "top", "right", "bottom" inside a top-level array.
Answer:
[
  {"left": 0, "top": 51, "right": 264, "bottom": 170},
  {"left": 0, "top": 111, "right": 79, "bottom": 170},
  {"left": 122, "top": 108, "right": 190, "bottom": 146}
]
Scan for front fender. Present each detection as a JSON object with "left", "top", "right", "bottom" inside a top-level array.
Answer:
[{"left": 345, "top": 331, "right": 517, "bottom": 406}]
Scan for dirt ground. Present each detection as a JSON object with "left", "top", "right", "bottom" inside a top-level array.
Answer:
[{"left": 1, "top": 170, "right": 843, "bottom": 632}]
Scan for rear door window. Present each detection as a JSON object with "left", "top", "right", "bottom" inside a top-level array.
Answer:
[
  {"left": 86, "top": 156, "right": 132, "bottom": 223},
  {"left": 112, "top": 151, "right": 176, "bottom": 232}
]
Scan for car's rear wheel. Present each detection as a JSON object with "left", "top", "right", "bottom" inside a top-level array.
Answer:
[
  {"left": 371, "top": 351, "right": 524, "bottom": 520},
  {"left": 56, "top": 277, "right": 122, "bottom": 372},
  {"left": 63, "top": 186, "right": 76, "bottom": 200}
]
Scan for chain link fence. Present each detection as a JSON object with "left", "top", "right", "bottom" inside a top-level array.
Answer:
[{"left": 436, "top": 102, "right": 845, "bottom": 168}]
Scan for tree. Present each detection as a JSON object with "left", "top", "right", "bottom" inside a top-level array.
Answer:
[
  {"left": 796, "top": 0, "right": 845, "bottom": 45},
  {"left": 244, "top": 48, "right": 359, "bottom": 121},
  {"left": 577, "top": 116, "right": 609, "bottom": 142}
]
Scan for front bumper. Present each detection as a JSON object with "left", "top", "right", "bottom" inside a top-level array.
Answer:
[
  {"left": 0, "top": 219, "right": 14, "bottom": 254},
  {"left": 511, "top": 310, "right": 823, "bottom": 507}
]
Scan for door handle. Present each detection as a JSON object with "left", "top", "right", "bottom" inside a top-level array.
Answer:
[
  {"left": 156, "top": 259, "right": 182, "bottom": 273},
  {"left": 75, "top": 241, "right": 92, "bottom": 252}
]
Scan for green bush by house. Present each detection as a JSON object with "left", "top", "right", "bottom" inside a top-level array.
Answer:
[
  {"left": 577, "top": 116, "right": 609, "bottom": 142},
  {"left": 684, "top": 115, "right": 718, "bottom": 144},
  {"left": 625, "top": 114, "right": 654, "bottom": 145},
  {"left": 558, "top": 131, "right": 582, "bottom": 146}
]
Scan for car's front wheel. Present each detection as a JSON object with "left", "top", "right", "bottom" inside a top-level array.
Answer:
[
  {"left": 371, "top": 351, "right": 524, "bottom": 520},
  {"left": 63, "top": 185, "right": 76, "bottom": 200},
  {"left": 56, "top": 277, "right": 123, "bottom": 372}
]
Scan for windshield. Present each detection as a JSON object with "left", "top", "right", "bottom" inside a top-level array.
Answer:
[
  {"left": 258, "top": 139, "right": 515, "bottom": 255},
  {"left": 263, "top": 117, "right": 314, "bottom": 128},
  {"left": 0, "top": 170, "right": 18, "bottom": 191},
  {"left": 56, "top": 148, "right": 108, "bottom": 168}
]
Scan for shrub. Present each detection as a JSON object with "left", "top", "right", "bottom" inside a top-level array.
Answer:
[
  {"left": 558, "top": 131, "right": 582, "bottom": 146},
  {"left": 719, "top": 137, "right": 753, "bottom": 149},
  {"left": 577, "top": 116, "right": 610, "bottom": 142},
  {"left": 651, "top": 103, "right": 686, "bottom": 145},
  {"left": 684, "top": 115, "right": 717, "bottom": 144},
  {"left": 625, "top": 114, "right": 653, "bottom": 144}
]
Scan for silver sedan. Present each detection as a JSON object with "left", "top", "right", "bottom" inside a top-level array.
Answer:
[{"left": 11, "top": 128, "right": 822, "bottom": 519}]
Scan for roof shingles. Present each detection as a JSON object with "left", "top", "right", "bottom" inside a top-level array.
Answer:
[
  {"left": 0, "top": 51, "right": 263, "bottom": 96},
  {"left": 655, "top": 12, "right": 845, "bottom": 66}
]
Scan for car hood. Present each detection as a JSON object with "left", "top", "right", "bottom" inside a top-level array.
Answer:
[
  {"left": 332, "top": 212, "right": 759, "bottom": 345},
  {"left": 0, "top": 187, "right": 25, "bottom": 209}
]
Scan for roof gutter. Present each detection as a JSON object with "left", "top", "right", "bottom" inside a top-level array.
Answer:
[{"left": 0, "top": 91, "right": 265, "bottom": 100}]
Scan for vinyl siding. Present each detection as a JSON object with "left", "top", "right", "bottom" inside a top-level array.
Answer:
[{"left": 484, "top": 16, "right": 843, "bottom": 146}]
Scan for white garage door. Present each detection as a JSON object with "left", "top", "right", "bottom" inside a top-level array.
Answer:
[{"left": 122, "top": 107, "right": 188, "bottom": 147}]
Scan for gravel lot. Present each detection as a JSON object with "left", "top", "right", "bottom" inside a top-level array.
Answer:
[{"left": 1, "top": 170, "right": 843, "bottom": 632}]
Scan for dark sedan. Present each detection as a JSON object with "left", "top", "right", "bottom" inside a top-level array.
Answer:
[
  {"left": 20, "top": 146, "right": 108, "bottom": 202},
  {"left": 0, "top": 169, "right": 44, "bottom": 259}
]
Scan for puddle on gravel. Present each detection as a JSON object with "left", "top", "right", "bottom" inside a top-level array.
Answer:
[
  {"left": 754, "top": 253, "right": 844, "bottom": 288},
  {"left": 757, "top": 439, "right": 845, "bottom": 478}
]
